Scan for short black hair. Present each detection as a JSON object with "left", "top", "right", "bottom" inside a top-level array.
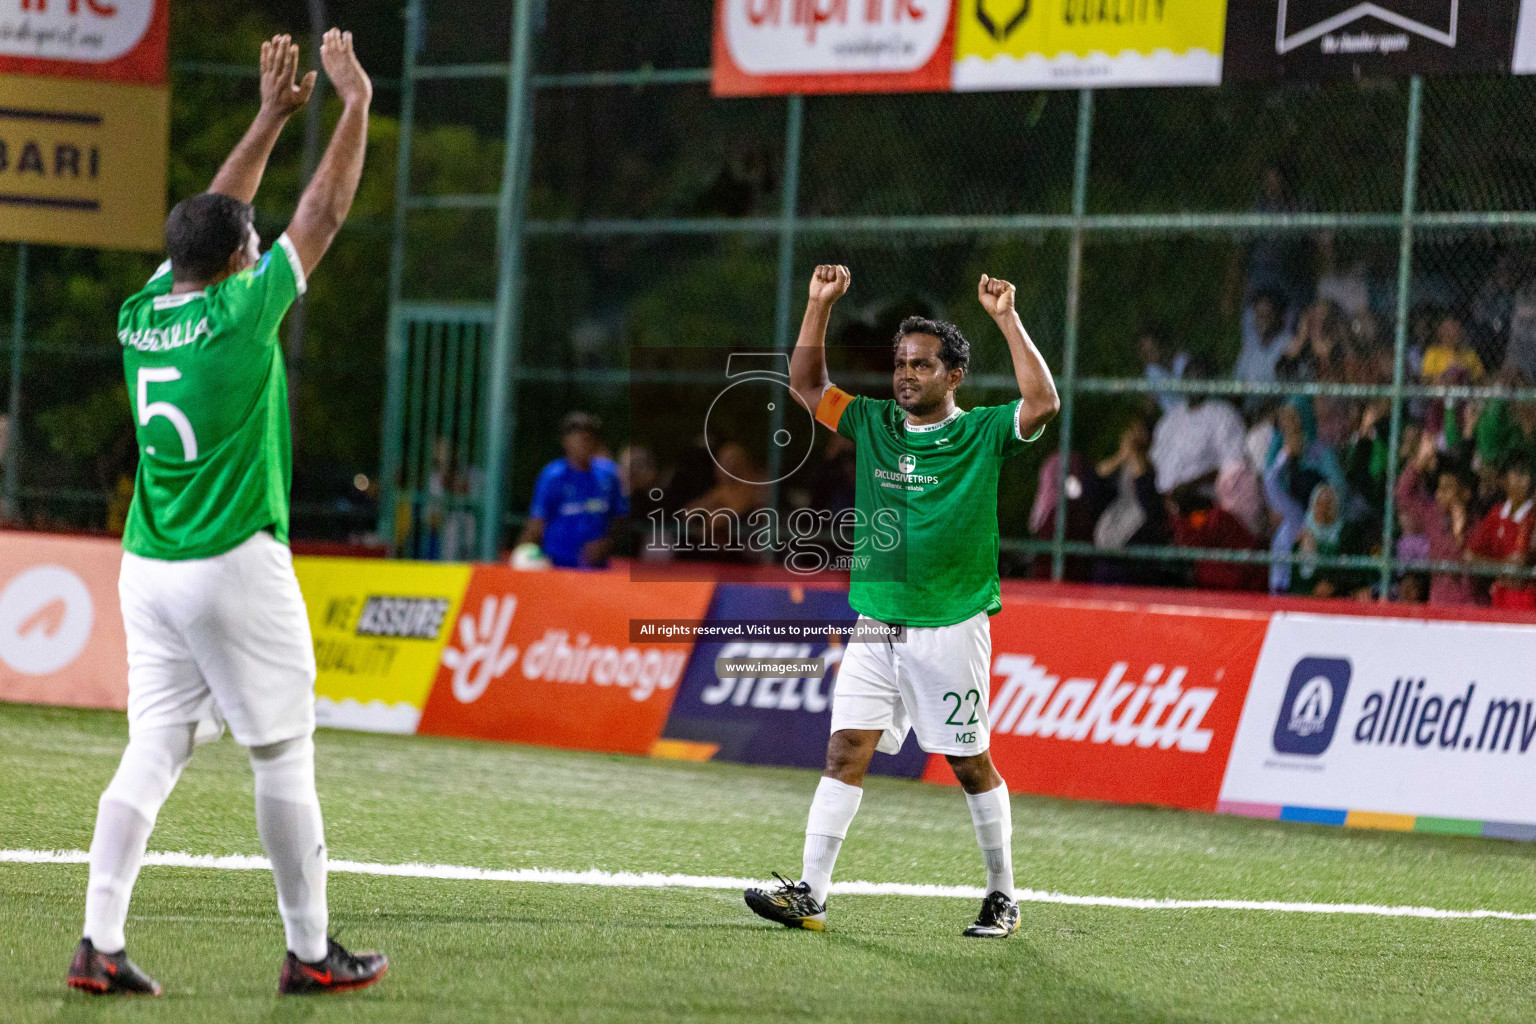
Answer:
[
  {"left": 561, "top": 410, "right": 601, "bottom": 436},
  {"left": 164, "top": 192, "right": 254, "bottom": 282},
  {"left": 893, "top": 316, "right": 969, "bottom": 375}
]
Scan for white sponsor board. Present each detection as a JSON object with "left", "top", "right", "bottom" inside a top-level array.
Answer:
[
  {"left": 1516, "top": 0, "right": 1536, "bottom": 73},
  {"left": 720, "top": 0, "right": 950, "bottom": 75},
  {"left": 0, "top": 0, "right": 156, "bottom": 63},
  {"left": 1221, "top": 613, "right": 1536, "bottom": 825}
]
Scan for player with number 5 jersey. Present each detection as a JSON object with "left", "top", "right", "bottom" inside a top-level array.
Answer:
[
  {"left": 69, "top": 30, "right": 387, "bottom": 999},
  {"left": 743, "top": 265, "right": 1059, "bottom": 941}
]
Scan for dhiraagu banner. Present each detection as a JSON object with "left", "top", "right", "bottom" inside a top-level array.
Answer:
[
  {"left": 294, "top": 557, "right": 472, "bottom": 735},
  {"left": 952, "top": 0, "right": 1227, "bottom": 91}
]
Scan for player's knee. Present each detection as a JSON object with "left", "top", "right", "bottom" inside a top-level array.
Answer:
[
  {"left": 824, "top": 732, "right": 876, "bottom": 782},
  {"left": 946, "top": 752, "right": 1001, "bottom": 794},
  {"left": 249, "top": 733, "right": 317, "bottom": 802},
  {"left": 102, "top": 725, "right": 196, "bottom": 817}
]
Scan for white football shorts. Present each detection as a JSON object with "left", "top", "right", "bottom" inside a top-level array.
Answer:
[
  {"left": 119, "top": 530, "right": 316, "bottom": 747},
  {"left": 830, "top": 610, "right": 993, "bottom": 757}
]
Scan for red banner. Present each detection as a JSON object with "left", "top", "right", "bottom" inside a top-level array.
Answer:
[
  {"left": 417, "top": 567, "right": 716, "bottom": 755},
  {"left": 712, "top": 0, "right": 956, "bottom": 96},
  {"left": 0, "top": 0, "right": 168, "bottom": 85},
  {"left": 0, "top": 531, "right": 127, "bottom": 710},
  {"left": 924, "top": 597, "right": 1269, "bottom": 811}
]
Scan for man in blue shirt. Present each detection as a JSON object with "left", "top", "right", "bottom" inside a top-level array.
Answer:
[{"left": 514, "top": 412, "right": 627, "bottom": 568}]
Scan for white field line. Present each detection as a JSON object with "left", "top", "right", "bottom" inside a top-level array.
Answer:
[{"left": 4, "top": 848, "right": 1535, "bottom": 922}]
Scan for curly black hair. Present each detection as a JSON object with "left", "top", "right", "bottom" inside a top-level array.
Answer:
[{"left": 893, "top": 316, "right": 969, "bottom": 375}]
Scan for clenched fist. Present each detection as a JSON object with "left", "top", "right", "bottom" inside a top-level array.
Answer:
[
  {"left": 809, "top": 264, "right": 850, "bottom": 306},
  {"left": 978, "top": 274, "right": 1016, "bottom": 319}
]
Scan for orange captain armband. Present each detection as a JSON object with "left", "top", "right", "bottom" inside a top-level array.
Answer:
[{"left": 815, "top": 385, "right": 854, "bottom": 431}]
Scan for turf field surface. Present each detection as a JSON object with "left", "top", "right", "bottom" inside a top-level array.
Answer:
[{"left": 3, "top": 702, "right": 1536, "bottom": 1022}]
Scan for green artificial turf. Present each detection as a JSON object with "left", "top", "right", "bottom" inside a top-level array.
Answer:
[{"left": 2, "top": 702, "right": 1535, "bottom": 1022}]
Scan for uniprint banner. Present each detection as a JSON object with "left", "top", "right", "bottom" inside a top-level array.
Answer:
[
  {"left": 953, "top": 0, "right": 1227, "bottom": 91},
  {"left": 1223, "top": 0, "right": 1519, "bottom": 81},
  {"left": 925, "top": 596, "right": 1269, "bottom": 810},
  {"left": 293, "top": 557, "right": 473, "bottom": 735},
  {"left": 417, "top": 566, "right": 715, "bottom": 755},
  {"left": 1219, "top": 613, "right": 1536, "bottom": 836},
  {"left": 658, "top": 583, "right": 929, "bottom": 777},
  {"left": 712, "top": 0, "right": 957, "bottom": 96},
  {"left": 0, "top": 0, "right": 167, "bottom": 84},
  {"left": 0, "top": 531, "right": 126, "bottom": 711},
  {"left": 0, "top": 0, "right": 167, "bottom": 250}
]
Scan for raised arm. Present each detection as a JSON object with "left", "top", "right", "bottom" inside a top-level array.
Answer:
[
  {"left": 979, "top": 274, "right": 1060, "bottom": 439},
  {"left": 284, "top": 29, "right": 373, "bottom": 277},
  {"left": 789, "top": 264, "right": 850, "bottom": 411},
  {"left": 208, "top": 35, "right": 316, "bottom": 204}
]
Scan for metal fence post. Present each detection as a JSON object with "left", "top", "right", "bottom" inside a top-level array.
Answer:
[
  {"left": 4, "top": 243, "right": 26, "bottom": 522},
  {"left": 1052, "top": 89, "right": 1093, "bottom": 581},
  {"left": 377, "top": 0, "right": 421, "bottom": 550},
  {"left": 1379, "top": 76, "right": 1423, "bottom": 597},
  {"left": 478, "top": 0, "right": 537, "bottom": 562},
  {"left": 766, "top": 94, "right": 804, "bottom": 505}
]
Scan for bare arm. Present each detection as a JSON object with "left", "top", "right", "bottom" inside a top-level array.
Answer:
[
  {"left": 285, "top": 29, "right": 373, "bottom": 276},
  {"left": 979, "top": 274, "right": 1060, "bottom": 439},
  {"left": 788, "top": 264, "right": 850, "bottom": 412},
  {"left": 208, "top": 35, "right": 316, "bottom": 203}
]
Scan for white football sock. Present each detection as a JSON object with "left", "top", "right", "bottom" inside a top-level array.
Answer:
[
  {"left": 84, "top": 724, "right": 196, "bottom": 954},
  {"left": 250, "top": 735, "right": 329, "bottom": 963},
  {"left": 965, "top": 782, "right": 1015, "bottom": 898},
  {"left": 801, "top": 776, "right": 862, "bottom": 905}
]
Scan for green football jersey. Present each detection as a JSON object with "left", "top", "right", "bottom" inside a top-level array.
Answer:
[
  {"left": 118, "top": 234, "right": 305, "bottom": 560},
  {"left": 817, "top": 386, "right": 1039, "bottom": 627}
]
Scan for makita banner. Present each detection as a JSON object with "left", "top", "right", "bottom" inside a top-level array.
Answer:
[
  {"left": 712, "top": 0, "right": 957, "bottom": 95},
  {"left": 924, "top": 596, "right": 1270, "bottom": 810},
  {"left": 1219, "top": 613, "right": 1536, "bottom": 837},
  {"left": 658, "top": 583, "right": 929, "bottom": 777},
  {"left": 1224, "top": 1, "right": 1519, "bottom": 80},
  {"left": 416, "top": 566, "right": 715, "bottom": 755}
]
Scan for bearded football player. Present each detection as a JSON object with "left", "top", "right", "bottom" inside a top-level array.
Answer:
[
  {"left": 69, "top": 31, "right": 386, "bottom": 995},
  {"left": 745, "top": 265, "right": 1058, "bottom": 938}
]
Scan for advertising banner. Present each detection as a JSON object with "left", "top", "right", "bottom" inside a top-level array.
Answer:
[
  {"left": 712, "top": 0, "right": 957, "bottom": 96},
  {"left": 1224, "top": 1, "right": 1519, "bottom": 81},
  {"left": 417, "top": 567, "right": 715, "bottom": 755},
  {"left": 953, "top": 0, "right": 1227, "bottom": 91},
  {"left": 0, "top": 531, "right": 126, "bottom": 711},
  {"left": 293, "top": 557, "right": 473, "bottom": 735},
  {"left": 657, "top": 583, "right": 929, "bottom": 776},
  {"left": 0, "top": 0, "right": 168, "bottom": 250},
  {"left": 1514, "top": 0, "right": 1536, "bottom": 73},
  {"left": 925, "top": 597, "right": 1269, "bottom": 810},
  {"left": 1219, "top": 612, "right": 1536, "bottom": 838}
]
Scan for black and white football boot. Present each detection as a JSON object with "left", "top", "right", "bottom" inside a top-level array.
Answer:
[
  {"left": 278, "top": 937, "right": 388, "bottom": 995},
  {"left": 744, "top": 872, "right": 827, "bottom": 931},
  {"left": 962, "top": 890, "right": 1021, "bottom": 938}
]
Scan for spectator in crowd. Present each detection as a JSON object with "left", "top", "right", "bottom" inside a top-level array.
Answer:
[
  {"left": 1263, "top": 400, "right": 1349, "bottom": 593},
  {"left": 1087, "top": 417, "right": 1167, "bottom": 585},
  {"left": 1233, "top": 289, "right": 1293, "bottom": 393},
  {"left": 1504, "top": 282, "right": 1536, "bottom": 381},
  {"left": 1168, "top": 483, "right": 1266, "bottom": 591},
  {"left": 1314, "top": 230, "right": 1372, "bottom": 320},
  {"left": 1149, "top": 359, "right": 1246, "bottom": 496},
  {"left": 1288, "top": 482, "right": 1371, "bottom": 599},
  {"left": 1394, "top": 435, "right": 1475, "bottom": 606},
  {"left": 1138, "top": 330, "right": 1189, "bottom": 415},
  {"left": 682, "top": 441, "right": 767, "bottom": 517},
  {"left": 1228, "top": 164, "right": 1311, "bottom": 315},
  {"left": 807, "top": 433, "right": 857, "bottom": 517},
  {"left": 1466, "top": 454, "right": 1536, "bottom": 610},
  {"left": 1471, "top": 252, "right": 1520, "bottom": 370},
  {"left": 1029, "top": 450, "right": 1095, "bottom": 581},
  {"left": 1421, "top": 314, "right": 1485, "bottom": 383},
  {"left": 1473, "top": 390, "right": 1536, "bottom": 473},
  {"left": 1276, "top": 299, "right": 1346, "bottom": 382},
  {"left": 514, "top": 411, "right": 627, "bottom": 569}
]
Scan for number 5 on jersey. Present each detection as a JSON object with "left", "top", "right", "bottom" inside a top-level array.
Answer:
[{"left": 137, "top": 367, "right": 199, "bottom": 460}]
